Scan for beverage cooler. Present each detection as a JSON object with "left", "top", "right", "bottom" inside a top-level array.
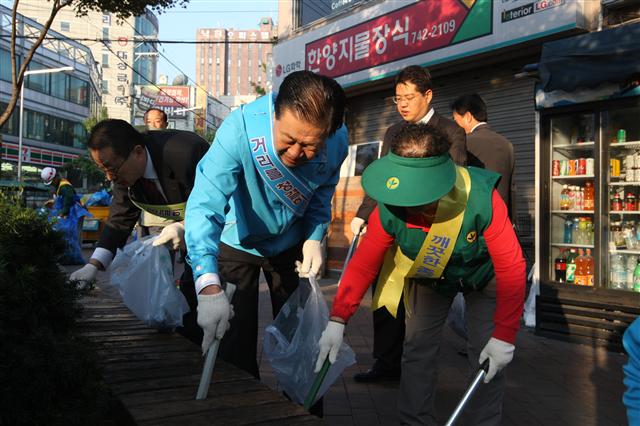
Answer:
[{"left": 538, "top": 98, "right": 640, "bottom": 349}]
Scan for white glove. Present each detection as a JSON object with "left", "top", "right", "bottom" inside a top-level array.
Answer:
[
  {"left": 197, "top": 291, "right": 234, "bottom": 354},
  {"left": 295, "top": 239, "right": 324, "bottom": 278},
  {"left": 350, "top": 217, "right": 366, "bottom": 236},
  {"left": 152, "top": 222, "right": 185, "bottom": 250},
  {"left": 70, "top": 263, "right": 98, "bottom": 284},
  {"left": 315, "top": 321, "right": 345, "bottom": 372},
  {"left": 479, "top": 337, "right": 515, "bottom": 383}
]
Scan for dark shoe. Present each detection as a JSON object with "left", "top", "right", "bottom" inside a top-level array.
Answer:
[{"left": 353, "top": 366, "right": 401, "bottom": 383}]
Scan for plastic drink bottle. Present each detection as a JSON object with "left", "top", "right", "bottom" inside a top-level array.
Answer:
[
  {"left": 633, "top": 260, "right": 640, "bottom": 292},
  {"left": 566, "top": 248, "right": 578, "bottom": 284},
  {"left": 585, "top": 249, "right": 594, "bottom": 286},
  {"left": 554, "top": 249, "right": 566, "bottom": 283},
  {"left": 560, "top": 185, "right": 570, "bottom": 210},
  {"left": 574, "top": 249, "right": 587, "bottom": 286},
  {"left": 584, "top": 181, "right": 594, "bottom": 211}
]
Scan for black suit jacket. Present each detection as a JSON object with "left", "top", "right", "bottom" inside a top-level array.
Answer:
[
  {"left": 466, "top": 123, "right": 516, "bottom": 220},
  {"left": 355, "top": 111, "right": 467, "bottom": 220},
  {"left": 97, "top": 130, "right": 210, "bottom": 255}
]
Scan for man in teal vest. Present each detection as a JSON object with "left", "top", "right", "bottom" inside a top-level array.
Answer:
[{"left": 316, "top": 124, "right": 526, "bottom": 425}]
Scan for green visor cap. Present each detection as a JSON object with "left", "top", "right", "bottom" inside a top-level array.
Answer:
[{"left": 362, "top": 153, "right": 456, "bottom": 207}]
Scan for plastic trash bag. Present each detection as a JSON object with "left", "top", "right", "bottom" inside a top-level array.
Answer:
[
  {"left": 50, "top": 194, "right": 90, "bottom": 265},
  {"left": 85, "top": 189, "right": 112, "bottom": 207},
  {"left": 523, "top": 264, "right": 538, "bottom": 327},
  {"left": 263, "top": 275, "right": 356, "bottom": 405},
  {"left": 110, "top": 236, "right": 189, "bottom": 328},
  {"left": 446, "top": 292, "right": 468, "bottom": 339}
]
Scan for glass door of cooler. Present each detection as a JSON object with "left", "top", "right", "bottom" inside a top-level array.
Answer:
[
  {"left": 549, "top": 112, "right": 596, "bottom": 286},
  {"left": 603, "top": 104, "right": 640, "bottom": 291}
]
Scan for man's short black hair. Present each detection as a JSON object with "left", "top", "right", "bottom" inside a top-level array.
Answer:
[
  {"left": 144, "top": 108, "right": 168, "bottom": 123},
  {"left": 395, "top": 65, "right": 432, "bottom": 93},
  {"left": 274, "top": 70, "right": 345, "bottom": 137},
  {"left": 88, "top": 119, "right": 144, "bottom": 158},
  {"left": 391, "top": 124, "right": 450, "bottom": 158},
  {"left": 450, "top": 93, "right": 488, "bottom": 122}
]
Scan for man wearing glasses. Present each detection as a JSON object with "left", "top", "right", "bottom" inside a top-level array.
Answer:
[
  {"left": 69, "top": 119, "right": 210, "bottom": 341},
  {"left": 349, "top": 65, "right": 467, "bottom": 383}
]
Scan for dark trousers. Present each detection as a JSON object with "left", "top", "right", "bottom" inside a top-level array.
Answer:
[
  {"left": 399, "top": 278, "right": 504, "bottom": 426},
  {"left": 372, "top": 277, "right": 405, "bottom": 371}
]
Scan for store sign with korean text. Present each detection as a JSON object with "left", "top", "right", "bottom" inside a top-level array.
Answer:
[
  {"left": 273, "top": 0, "right": 581, "bottom": 88},
  {"left": 306, "top": 0, "right": 491, "bottom": 78}
]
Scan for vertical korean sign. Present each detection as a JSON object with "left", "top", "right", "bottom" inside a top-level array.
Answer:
[{"left": 305, "top": 0, "right": 492, "bottom": 78}]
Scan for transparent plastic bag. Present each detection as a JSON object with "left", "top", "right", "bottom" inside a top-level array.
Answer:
[
  {"left": 263, "top": 275, "right": 355, "bottom": 405},
  {"left": 523, "top": 264, "right": 538, "bottom": 327},
  {"left": 110, "top": 236, "right": 189, "bottom": 328},
  {"left": 446, "top": 292, "right": 468, "bottom": 339}
]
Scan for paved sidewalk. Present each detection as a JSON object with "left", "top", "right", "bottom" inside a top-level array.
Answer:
[
  {"left": 257, "top": 277, "right": 629, "bottom": 426},
  {"left": 83, "top": 256, "right": 628, "bottom": 426}
]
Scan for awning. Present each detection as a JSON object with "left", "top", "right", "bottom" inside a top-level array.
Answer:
[{"left": 538, "top": 22, "right": 640, "bottom": 93}]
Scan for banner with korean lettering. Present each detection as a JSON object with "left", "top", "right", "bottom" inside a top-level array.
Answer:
[
  {"left": 133, "top": 85, "right": 192, "bottom": 119},
  {"left": 305, "top": 0, "right": 491, "bottom": 78}
]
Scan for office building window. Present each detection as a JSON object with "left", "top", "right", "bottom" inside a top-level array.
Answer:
[
  {"left": 237, "top": 59, "right": 241, "bottom": 68},
  {"left": 102, "top": 53, "right": 109, "bottom": 67},
  {"left": 102, "top": 80, "right": 109, "bottom": 94},
  {"left": 102, "top": 27, "right": 109, "bottom": 40},
  {"left": 60, "top": 21, "right": 70, "bottom": 31}
]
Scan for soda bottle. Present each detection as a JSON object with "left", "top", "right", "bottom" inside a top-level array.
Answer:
[
  {"left": 627, "top": 192, "right": 637, "bottom": 211},
  {"left": 560, "top": 185, "right": 570, "bottom": 210},
  {"left": 573, "top": 218, "right": 580, "bottom": 244},
  {"left": 584, "top": 181, "right": 594, "bottom": 211},
  {"left": 633, "top": 259, "right": 640, "bottom": 292},
  {"left": 566, "top": 248, "right": 578, "bottom": 284},
  {"left": 576, "top": 186, "right": 584, "bottom": 211},
  {"left": 568, "top": 186, "right": 576, "bottom": 210},
  {"left": 574, "top": 249, "right": 587, "bottom": 286},
  {"left": 611, "top": 253, "right": 627, "bottom": 289},
  {"left": 612, "top": 193, "right": 623, "bottom": 211},
  {"left": 585, "top": 249, "right": 594, "bottom": 286},
  {"left": 564, "top": 219, "right": 573, "bottom": 244},
  {"left": 554, "top": 249, "right": 567, "bottom": 283}
]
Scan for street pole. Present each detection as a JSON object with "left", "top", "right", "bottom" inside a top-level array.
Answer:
[
  {"left": 17, "top": 80, "right": 25, "bottom": 182},
  {"left": 17, "top": 66, "right": 74, "bottom": 183}
]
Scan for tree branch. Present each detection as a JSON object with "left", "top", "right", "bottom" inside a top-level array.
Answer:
[{"left": 0, "top": 0, "right": 67, "bottom": 128}]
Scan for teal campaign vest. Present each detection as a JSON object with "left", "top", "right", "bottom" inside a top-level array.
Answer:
[{"left": 377, "top": 167, "right": 500, "bottom": 295}]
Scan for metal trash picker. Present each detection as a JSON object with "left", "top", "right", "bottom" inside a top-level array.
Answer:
[
  {"left": 303, "top": 230, "right": 361, "bottom": 409},
  {"left": 195, "top": 282, "right": 237, "bottom": 400},
  {"left": 444, "top": 359, "right": 490, "bottom": 426},
  {"left": 337, "top": 230, "right": 361, "bottom": 285}
]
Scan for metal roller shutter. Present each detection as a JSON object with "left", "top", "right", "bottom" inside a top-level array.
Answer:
[{"left": 344, "top": 61, "right": 536, "bottom": 260}]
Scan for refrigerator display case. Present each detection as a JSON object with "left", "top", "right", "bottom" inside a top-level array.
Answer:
[{"left": 539, "top": 99, "right": 640, "bottom": 348}]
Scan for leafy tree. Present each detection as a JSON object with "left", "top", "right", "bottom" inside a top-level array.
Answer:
[
  {"left": 250, "top": 62, "right": 268, "bottom": 96},
  {"left": 83, "top": 106, "right": 109, "bottom": 134},
  {"left": 197, "top": 127, "right": 216, "bottom": 144},
  {"left": 0, "top": 0, "right": 189, "bottom": 129}
]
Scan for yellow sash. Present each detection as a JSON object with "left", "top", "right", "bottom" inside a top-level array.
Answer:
[
  {"left": 129, "top": 195, "right": 186, "bottom": 221},
  {"left": 371, "top": 167, "right": 471, "bottom": 318}
]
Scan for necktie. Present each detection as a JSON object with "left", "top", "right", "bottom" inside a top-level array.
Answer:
[{"left": 137, "top": 177, "right": 166, "bottom": 205}]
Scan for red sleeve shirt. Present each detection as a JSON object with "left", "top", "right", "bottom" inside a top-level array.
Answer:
[{"left": 331, "top": 189, "right": 526, "bottom": 344}]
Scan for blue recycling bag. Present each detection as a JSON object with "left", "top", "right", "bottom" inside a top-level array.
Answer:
[{"left": 51, "top": 195, "right": 91, "bottom": 265}]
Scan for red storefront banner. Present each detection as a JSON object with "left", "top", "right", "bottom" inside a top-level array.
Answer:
[{"left": 305, "top": 0, "right": 486, "bottom": 78}]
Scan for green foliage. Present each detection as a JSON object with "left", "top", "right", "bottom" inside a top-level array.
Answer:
[
  {"left": 64, "top": 154, "right": 105, "bottom": 184},
  {"left": 0, "top": 194, "right": 109, "bottom": 426},
  {"left": 197, "top": 127, "right": 216, "bottom": 144},
  {"left": 72, "top": 0, "right": 190, "bottom": 19},
  {"left": 83, "top": 106, "right": 109, "bottom": 134}
]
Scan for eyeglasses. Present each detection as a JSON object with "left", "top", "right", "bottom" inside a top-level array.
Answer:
[
  {"left": 96, "top": 150, "right": 133, "bottom": 180},
  {"left": 392, "top": 94, "right": 418, "bottom": 104}
]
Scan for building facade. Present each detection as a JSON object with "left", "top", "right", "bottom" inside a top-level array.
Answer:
[
  {"left": 195, "top": 18, "right": 275, "bottom": 100},
  {"left": 0, "top": 4, "right": 101, "bottom": 185},
  {"left": 275, "top": 0, "right": 600, "bottom": 273},
  {"left": 17, "top": 0, "right": 159, "bottom": 121}
]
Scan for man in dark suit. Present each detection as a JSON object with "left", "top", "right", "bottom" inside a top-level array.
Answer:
[
  {"left": 69, "top": 119, "right": 210, "bottom": 341},
  {"left": 350, "top": 65, "right": 467, "bottom": 382},
  {"left": 451, "top": 93, "right": 515, "bottom": 219}
]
